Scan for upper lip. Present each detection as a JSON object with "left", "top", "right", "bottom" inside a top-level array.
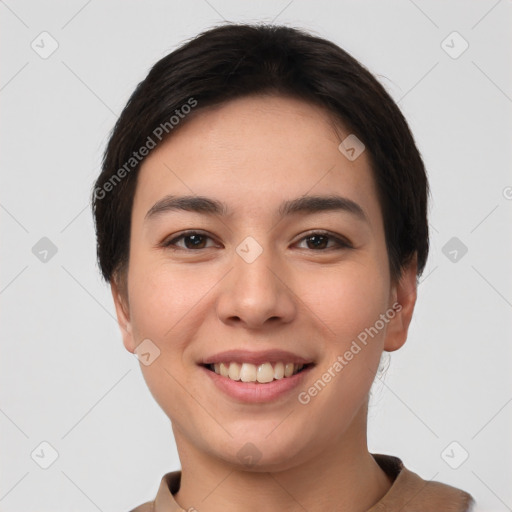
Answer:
[{"left": 201, "top": 349, "right": 314, "bottom": 366}]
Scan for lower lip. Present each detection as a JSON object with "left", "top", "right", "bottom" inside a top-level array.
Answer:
[{"left": 201, "top": 365, "right": 313, "bottom": 403}]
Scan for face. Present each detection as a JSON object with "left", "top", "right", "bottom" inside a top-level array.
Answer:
[{"left": 112, "top": 95, "right": 417, "bottom": 471}]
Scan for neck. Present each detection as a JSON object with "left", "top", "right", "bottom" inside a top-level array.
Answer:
[{"left": 172, "top": 405, "right": 392, "bottom": 512}]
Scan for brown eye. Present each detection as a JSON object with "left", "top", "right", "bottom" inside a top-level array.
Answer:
[
  {"left": 296, "top": 232, "right": 352, "bottom": 251},
  {"left": 163, "top": 232, "right": 217, "bottom": 250},
  {"left": 182, "top": 234, "right": 208, "bottom": 249},
  {"left": 305, "top": 234, "right": 329, "bottom": 249}
]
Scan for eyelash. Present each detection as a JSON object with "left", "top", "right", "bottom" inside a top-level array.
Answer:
[{"left": 161, "top": 230, "right": 353, "bottom": 252}]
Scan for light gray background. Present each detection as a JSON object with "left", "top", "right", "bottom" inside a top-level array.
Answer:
[{"left": 1, "top": 1, "right": 511, "bottom": 511}]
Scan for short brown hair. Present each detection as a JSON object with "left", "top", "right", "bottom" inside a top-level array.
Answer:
[{"left": 92, "top": 23, "right": 429, "bottom": 285}]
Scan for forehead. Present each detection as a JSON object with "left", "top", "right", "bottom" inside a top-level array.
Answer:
[{"left": 133, "top": 94, "right": 381, "bottom": 226}]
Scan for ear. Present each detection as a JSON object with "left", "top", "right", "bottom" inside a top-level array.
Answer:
[
  {"left": 110, "top": 278, "right": 136, "bottom": 354},
  {"left": 383, "top": 255, "right": 418, "bottom": 352}
]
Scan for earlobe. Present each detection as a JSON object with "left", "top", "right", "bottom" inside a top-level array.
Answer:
[
  {"left": 110, "top": 279, "right": 135, "bottom": 353},
  {"left": 384, "top": 256, "right": 418, "bottom": 352}
]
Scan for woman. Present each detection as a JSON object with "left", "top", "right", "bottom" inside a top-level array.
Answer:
[{"left": 92, "top": 23, "right": 475, "bottom": 512}]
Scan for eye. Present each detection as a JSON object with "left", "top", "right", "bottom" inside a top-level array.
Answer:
[
  {"left": 295, "top": 231, "right": 352, "bottom": 251},
  {"left": 161, "top": 230, "right": 352, "bottom": 251},
  {"left": 162, "top": 231, "right": 219, "bottom": 250}
]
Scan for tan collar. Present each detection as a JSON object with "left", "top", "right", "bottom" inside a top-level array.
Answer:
[
  {"left": 367, "top": 454, "right": 474, "bottom": 511},
  {"left": 131, "top": 454, "right": 474, "bottom": 512}
]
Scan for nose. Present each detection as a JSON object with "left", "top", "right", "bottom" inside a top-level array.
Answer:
[{"left": 215, "top": 243, "right": 297, "bottom": 330}]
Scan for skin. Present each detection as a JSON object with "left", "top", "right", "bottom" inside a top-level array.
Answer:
[{"left": 111, "top": 94, "right": 418, "bottom": 512}]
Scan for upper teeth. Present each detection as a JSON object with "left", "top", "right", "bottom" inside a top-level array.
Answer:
[{"left": 212, "top": 362, "right": 304, "bottom": 383}]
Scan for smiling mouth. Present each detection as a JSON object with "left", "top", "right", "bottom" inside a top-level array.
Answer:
[{"left": 204, "top": 362, "right": 312, "bottom": 383}]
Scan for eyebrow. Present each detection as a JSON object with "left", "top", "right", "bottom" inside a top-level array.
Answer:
[{"left": 145, "top": 194, "right": 369, "bottom": 223}]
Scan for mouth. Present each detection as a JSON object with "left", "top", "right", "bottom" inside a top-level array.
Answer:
[
  {"left": 200, "top": 349, "right": 315, "bottom": 402},
  {"left": 202, "top": 361, "right": 313, "bottom": 384}
]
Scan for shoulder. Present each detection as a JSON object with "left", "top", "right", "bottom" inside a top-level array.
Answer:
[
  {"left": 124, "top": 470, "right": 182, "bottom": 512},
  {"left": 406, "top": 477, "right": 475, "bottom": 512},
  {"left": 370, "top": 453, "right": 475, "bottom": 512}
]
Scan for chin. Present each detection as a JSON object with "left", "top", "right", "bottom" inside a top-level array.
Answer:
[{"left": 204, "top": 424, "right": 318, "bottom": 472}]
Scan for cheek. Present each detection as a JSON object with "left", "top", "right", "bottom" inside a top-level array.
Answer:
[
  {"left": 125, "top": 264, "right": 211, "bottom": 424},
  {"left": 294, "top": 267, "right": 388, "bottom": 429},
  {"left": 297, "top": 263, "right": 389, "bottom": 345},
  {"left": 127, "top": 261, "right": 213, "bottom": 343}
]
